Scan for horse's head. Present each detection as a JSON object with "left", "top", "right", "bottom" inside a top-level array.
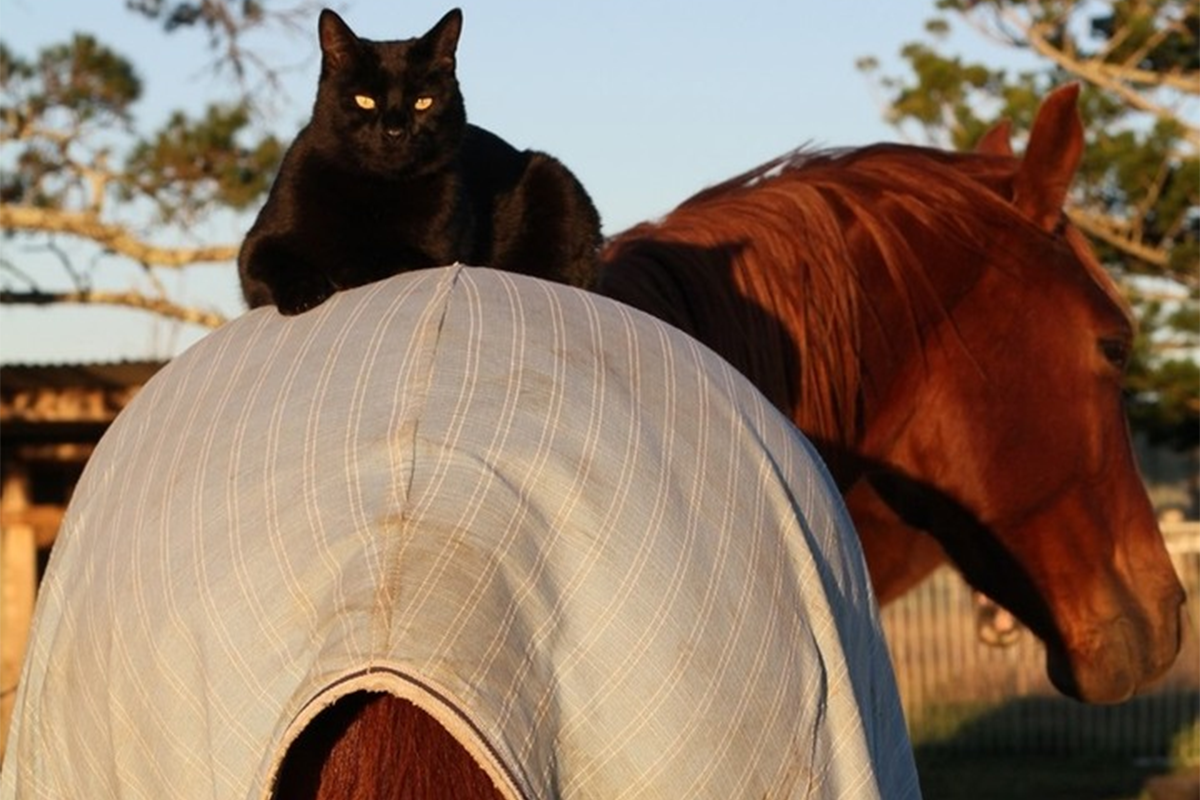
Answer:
[
  {"left": 866, "top": 84, "right": 1185, "bottom": 702},
  {"left": 596, "top": 83, "right": 1184, "bottom": 703}
]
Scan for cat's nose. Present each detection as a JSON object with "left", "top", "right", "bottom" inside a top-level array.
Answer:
[{"left": 384, "top": 127, "right": 403, "bottom": 139}]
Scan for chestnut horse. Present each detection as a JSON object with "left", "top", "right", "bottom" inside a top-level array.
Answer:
[
  {"left": 276, "top": 86, "right": 1183, "bottom": 797},
  {"left": 596, "top": 84, "right": 1183, "bottom": 705}
]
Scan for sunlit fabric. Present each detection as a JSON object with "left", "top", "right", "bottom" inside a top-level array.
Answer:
[{"left": 2, "top": 266, "right": 919, "bottom": 799}]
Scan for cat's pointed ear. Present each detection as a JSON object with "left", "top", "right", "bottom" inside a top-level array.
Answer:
[
  {"left": 318, "top": 9, "right": 359, "bottom": 72},
  {"left": 425, "top": 8, "right": 463, "bottom": 66}
]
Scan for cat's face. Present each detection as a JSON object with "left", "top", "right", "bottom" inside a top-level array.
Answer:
[{"left": 312, "top": 9, "right": 467, "bottom": 179}]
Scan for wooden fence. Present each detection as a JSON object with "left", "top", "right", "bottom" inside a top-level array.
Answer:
[{"left": 880, "top": 522, "right": 1200, "bottom": 762}]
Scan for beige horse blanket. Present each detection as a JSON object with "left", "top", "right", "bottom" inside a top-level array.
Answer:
[{"left": 2, "top": 266, "right": 918, "bottom": 799}]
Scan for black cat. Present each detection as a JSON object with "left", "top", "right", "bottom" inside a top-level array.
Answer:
[{"left": 238, "top": 8, "right": 602, "bottom": 315}]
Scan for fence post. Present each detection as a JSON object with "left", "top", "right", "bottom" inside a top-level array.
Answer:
[{"left": 1, "top": 463, "right": 36, "bottom": 754}]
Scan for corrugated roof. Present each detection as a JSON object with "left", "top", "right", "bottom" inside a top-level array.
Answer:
[{"left": 1, "top": 360, "right": 168, "bottom": 392}]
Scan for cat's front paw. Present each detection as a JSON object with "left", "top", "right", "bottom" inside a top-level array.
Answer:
[{"left": 272, "top": 273, "right": 337, "bottom": 316}]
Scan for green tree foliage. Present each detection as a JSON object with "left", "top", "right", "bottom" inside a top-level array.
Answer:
[
  {"left": 0, "top": 29, "right": 283, "bottom": 327},
  {"left": 861, "top": 0, "right": 1199, "bottom": 449},
  {"left": 125, "top": 105, "right": 282, "bottom": 220}
]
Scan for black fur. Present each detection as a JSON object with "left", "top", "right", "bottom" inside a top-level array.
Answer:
[{"left": 238, "top": 8, "right": 602, "bottom": 314}]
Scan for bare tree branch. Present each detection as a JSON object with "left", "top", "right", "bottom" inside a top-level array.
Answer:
[
  {"left": 1019, "top": 18, "right": 1200, "bottom": 148},
  {"left": 130, "top": 0, "right": 324, "bottom": 100},
  {"left": 0, "top": 205, "right": 237, "bottom": 267},
  {"left": 0, "top": 288, "right": 227, "bottom": 328},
  {"left": 1067, "top": 207, "right": 1169, "bottom": 267},
  {"left": 1094, "top": 60, "right": 1200, "bottom": 95},
  {"left": 968, "top": 4, "right": 1200, "bottom": 150}
]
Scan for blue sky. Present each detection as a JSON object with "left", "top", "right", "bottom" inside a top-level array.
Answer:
[{"left": 0, "top": 0, "right": 1024, "bottom": 364}]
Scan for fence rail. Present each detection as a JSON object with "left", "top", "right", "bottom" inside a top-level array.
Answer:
[{"left": 879, "top": 523, "right": 1200, "bottom": 761}]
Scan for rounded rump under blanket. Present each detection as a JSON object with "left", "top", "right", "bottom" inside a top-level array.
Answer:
[{"left": 2, "top": 266, "right": 917, "bottom": 799}]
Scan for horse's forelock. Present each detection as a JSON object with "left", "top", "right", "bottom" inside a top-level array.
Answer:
[{"left": 1064, "top": 223, "right": 1136, "bottom": 331}]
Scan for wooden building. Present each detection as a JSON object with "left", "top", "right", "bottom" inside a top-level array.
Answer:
[{"left": 0, "top": 360, "right": 165, "bottom": 752}]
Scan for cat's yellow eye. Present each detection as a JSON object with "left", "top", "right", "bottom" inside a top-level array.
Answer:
[
  {"left": 354, "top": 94, "right": 376, "bottom": 110},
  {"left": 414, "top": 96, "right": 434, "bottom": 111}
]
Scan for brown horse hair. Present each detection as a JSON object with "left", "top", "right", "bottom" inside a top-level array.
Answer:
[
  {"left": 271, "top": 692, "right": 506, "bottom": 800},
  {"left": 599, "top": 143, "right": 1048, "bottom": 461}
]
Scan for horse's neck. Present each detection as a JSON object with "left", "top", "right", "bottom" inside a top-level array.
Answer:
[
  {"left": 597, "top": 157, "right": 996, "bottom": 487},
  {"left": 846, "top": 226, "right": 1000, "bottom": 483}
]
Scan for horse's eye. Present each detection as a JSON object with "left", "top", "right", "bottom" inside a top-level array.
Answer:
[
  {"left": 1099, "top": 339, "right": 1130, "bottom": 371},
  {"left": 354, "top": 94, "right": 376, "bottom": 110}
]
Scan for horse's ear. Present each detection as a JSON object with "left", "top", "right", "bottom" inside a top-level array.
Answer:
[
  {"left": 974, "top": 119, "right": 1013, "bottom": 156},
  {"left": 1013, "top": 83, "right": 1084, "bottom": 232}
]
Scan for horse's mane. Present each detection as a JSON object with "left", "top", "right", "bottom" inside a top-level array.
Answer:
[{"left": 599, "top": 143, "right": 1025, "bottom": 453}]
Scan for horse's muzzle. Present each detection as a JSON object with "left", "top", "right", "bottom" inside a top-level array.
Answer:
[{"left": 1047, "top": 584, "right": 1185, "bottom": 704}]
